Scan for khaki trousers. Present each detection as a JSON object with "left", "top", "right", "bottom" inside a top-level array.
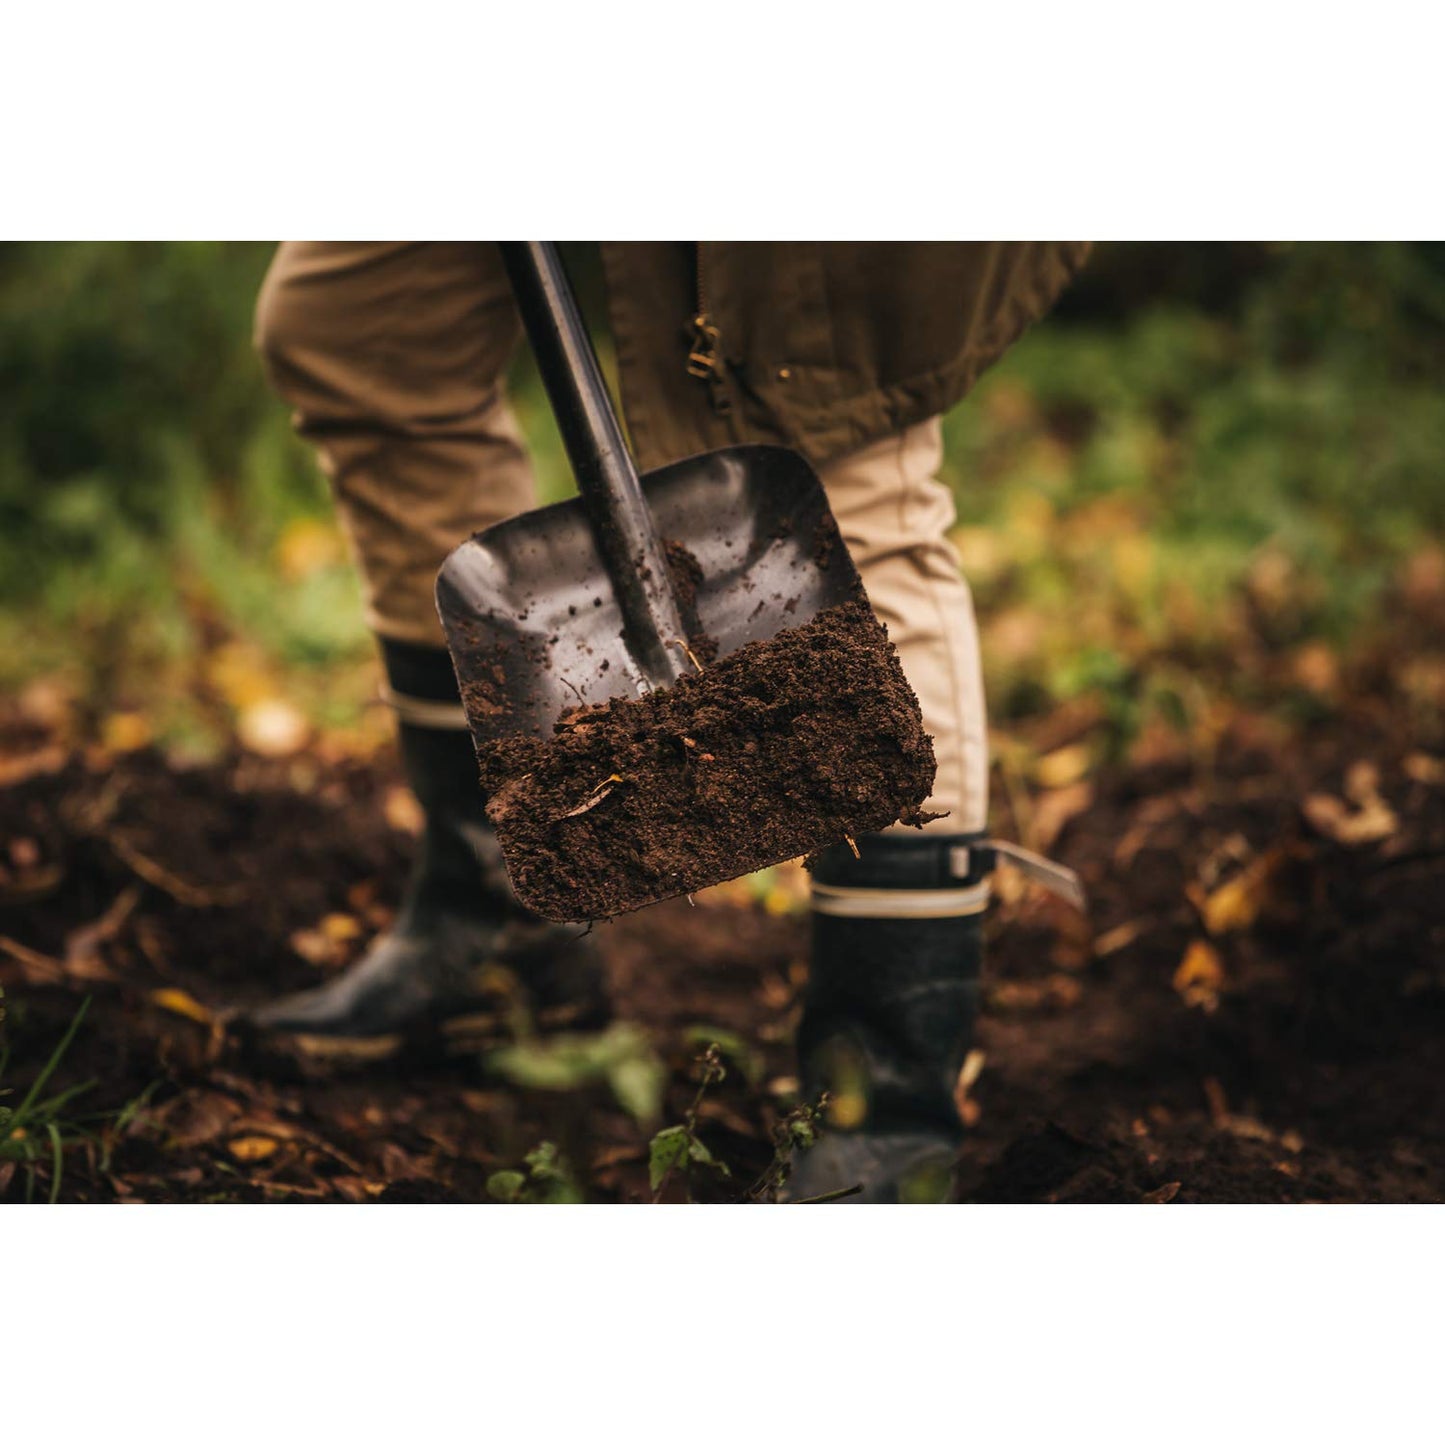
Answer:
[{"left": 255, "top": 243, "right": 987, "bottom": 834}]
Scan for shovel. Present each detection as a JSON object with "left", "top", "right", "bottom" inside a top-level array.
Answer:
[{"left": 436, "top": 242, "right": 934, "bottom": 922}]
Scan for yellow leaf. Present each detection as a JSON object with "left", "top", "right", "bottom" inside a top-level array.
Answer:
[
  {"left": 102, "top": 711, "right": 153, "bottom": 754},
  {"left": 206, "top": 641, "right": 276, "bottom": 710},
  {"left": 275, "top": 517, "right": 343, "bottom": 580},
  {"left": 1195, "top": 849, "right": 1285, "bottom": 935},
  {"left": 228, "top": 1135, "right": 279, "bottom": 1163},
  {"left": 149, "top": 988, "right": 215, "bottom": 1026},
  {"left": 1173, "top": 939, "right": 1224, "bottom": 1012},
  {"left": 1034, "top": 743, "right": 1092, "bottom": 790},
  {"left": 321, "top": 912, "right": 362, "bottom": 942}
]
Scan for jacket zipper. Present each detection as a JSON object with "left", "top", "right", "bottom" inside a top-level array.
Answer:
[{"left": 686, "top": 244, "right": 731, "bottom": 414}]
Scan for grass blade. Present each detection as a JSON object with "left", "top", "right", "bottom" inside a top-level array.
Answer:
[
  {"left": 47, "top": 1121, "right": 63, "bottom": 1204},
  {"left": 8, "top": 996, "right": 91, "bottom": 1134}
]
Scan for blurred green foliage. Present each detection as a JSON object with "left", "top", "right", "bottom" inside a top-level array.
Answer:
[{"left": 2, "top": 242, "right": 1441, "bottom": 751}]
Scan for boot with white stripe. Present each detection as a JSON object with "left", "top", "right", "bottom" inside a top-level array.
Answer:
[{"left": 780, "top": 831, "right": 990, "bottom": 1203}]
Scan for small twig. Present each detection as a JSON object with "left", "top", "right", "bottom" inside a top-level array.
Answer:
[
  {"left": 0, "top": 935, "right": 65, "bottom": 984},
  {"left": 109, "top": 834, "right": 245, "bottom": 908},
  {"left": 667, "top": 638, "right": 705, "bottom": 673},
  {"left": 561, "top": 773, "right": 625, "bottom": 819},
  {"left": 843, "top": 833, "right": 861, "bottom": 860},
  {"left": 789, "top": 1183, "right": 864, "bottom": 1204}
]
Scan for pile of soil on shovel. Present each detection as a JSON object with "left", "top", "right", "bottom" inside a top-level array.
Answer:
[{"left": 478, "top": 597, "right": 937, "bottom": 922}]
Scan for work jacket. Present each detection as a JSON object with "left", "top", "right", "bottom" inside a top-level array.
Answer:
[{"left": 599, "top": 242, "right": 1090, "bottom": 474}]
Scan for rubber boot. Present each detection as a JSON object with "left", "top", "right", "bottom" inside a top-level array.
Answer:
[
  {"left": 248, "top": 641, "right": 607, "bottom": 1048},
  {"left": 780, "top": 831, "right": 989, "bottom": 1203}
]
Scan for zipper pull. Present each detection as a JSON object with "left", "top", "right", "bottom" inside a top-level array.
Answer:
[{"left": 686, "top": 312, "right": 722, "bottom": 379}]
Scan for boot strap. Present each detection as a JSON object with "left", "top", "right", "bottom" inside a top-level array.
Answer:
[
  {"left": 811, "top": 877, "right": 992, "bottom": 919},
  {"left": 812, "top": 838, "right": 1086, "bottom": 918},
  {"left": 381, "top": 684, "right": 470, "bottom": 731}
]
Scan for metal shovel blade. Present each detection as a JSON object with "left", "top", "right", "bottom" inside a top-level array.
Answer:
[{"left": 436, "top": 443, "right": 862, "bottom": 750}]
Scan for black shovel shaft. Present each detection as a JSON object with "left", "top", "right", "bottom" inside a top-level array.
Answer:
[{"left": 499, "top": 242, "right": 685, "bottom": 688}]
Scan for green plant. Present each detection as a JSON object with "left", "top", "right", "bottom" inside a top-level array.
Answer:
[
  {"left": 486, "top": 1141, "right": 585, "bottom": 1204},
  {"left": 0, "top": 991, "right": 94, "bottom": 1203},
  {"left": 747, "top": 1094, "right": 832, "bottom": 1203},
  {"left": 648, "top": 1042, "right": 732, "bottom": 1202},
  {"left": 485, "top": 1022, "right": 668, "bottom": 1126}
]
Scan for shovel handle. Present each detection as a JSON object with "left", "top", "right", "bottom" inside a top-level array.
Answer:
[{"left": 499, "top": 242, "right": 686, "bottom": 688}]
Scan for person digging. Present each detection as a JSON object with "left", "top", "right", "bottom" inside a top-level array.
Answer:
[{"left": 248, "top": 242, "right": 1090, "bottom": 1202}]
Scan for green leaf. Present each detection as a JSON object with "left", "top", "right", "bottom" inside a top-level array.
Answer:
[
  {"left": 687, "top": 1135, "right": 731, "bottom": 1179},
  {"left": 648, "top": 1125, "right": 690, "bottom": 1193},
  {"left": 606, "top": 1055, "right": 667, "bottom": 1125},
  {"left": 486, "top": 1170, "right": 526, "bottom": 1203}
]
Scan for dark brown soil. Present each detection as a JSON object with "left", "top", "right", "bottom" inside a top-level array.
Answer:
[
  {"left": 1, "top": 666, "right": 1442, "bottom": 1205},
  {"left": 478, "top": 599, "right": 937, "bottom": 922}
]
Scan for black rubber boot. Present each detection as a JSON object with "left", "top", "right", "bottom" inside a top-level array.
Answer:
[
  {"left": 248, "top": 641, "right": 607, "bottom": 1047},
  {"left": 780, "top": 831, "right": 989, "bottom": 1203}
]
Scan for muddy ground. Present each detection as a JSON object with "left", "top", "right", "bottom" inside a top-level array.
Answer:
[{"left": 1, "top": 684, "right": 1442, "bottom": 1204}]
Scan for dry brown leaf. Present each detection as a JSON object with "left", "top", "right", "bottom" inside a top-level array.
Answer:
[
  {"left": 0, "top": 745, "right": 69, "bottom": 789},
  {"left": 1030, "top": 780, "right": 1095, "bottom": 852},
  {"left": 330, "top": 1175, "right": 386, "bottom": 1202},
  {"left": 1141, "top": 1181, "right": 1182, "bottom": 1204},
  {"left": 1403, "top": 753, "right": 1445, "bottom": 786},
  {"left": 149, "top": 987, "right": 215, "bottom": 1026},
  {"left": 0, "top": 934, "right": 65, "bottom": 984},
  {"left": 953, "top": 1049, "right": 987, "bottom": 1128},
  {"left": 1192, "top": 848, "right": 1287, "bottom": 935},
  {"left": 1094, "top": 917, "right": 1152, "bottom": 957},
  {"left": 153, "top": 1091, "right": 244, "bottom": 1149},
  {"left": 383, "top": 786, "right": 426, "bottom": 835},
  {"left": 1174, "top": 939, "right": 1225, "bottom": 1012},
  {"left": 1302, "top": 790, "right": 1397, "bottom": 846}
]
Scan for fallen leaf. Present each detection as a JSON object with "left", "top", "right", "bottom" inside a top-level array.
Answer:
[
  {"left": 228, "top": 1136, "right": 280, "bottom": 1163},
  {"left": 1403, "top": 753, "right": 1445, "bottom": 786},
  {"left": 0, "top": 745, "right": 69, "bottom": 788},
  {"left": 383, "top": 786, "right": 425, "bottom": 835},
  {"left": 152, "top": 1091, "right": 243, "bottom": 1149},
  {"left": 276, "top": 517, "right": 344, "bottom": 580},
  {"left": 237, "top": 698, "right": 309, "bottom": 759},
  {"left": 102, "top": 711, "right": 153, "bottom": 754},
  {"left": 149, "top": 987, "right": 215, "bottom": 1027},
  {"left": 1094, "top": 917, "right": 1152, "bottom": 957},
  {"left": 1030, "top": 780, "right": 1095, "bottom": 852},
  {"left": 1192, "top": 848, "right": 1287, "bottom": 935},
  {"left": 1302, "top": 789, "right": 1397, "bottom": 846},
  {"left": 330, "top": 1175, "right": 386, "bottom": 1202},
  {"left": 1033, "top": 743, "right": 1093, "bottom": 790},
  {"left": 1141, "top": 1181, "right": 1182, "bottom": 1204},
  {"left": 1174, "top": 939, "right": 1225, "bottom": 1012},
  {"left": 953, "top": 1047, "right": 987, "bottom": 1128}
]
